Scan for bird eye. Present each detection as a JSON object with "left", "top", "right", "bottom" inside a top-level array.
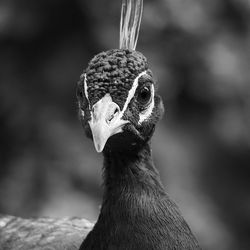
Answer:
[{"left": 137, "top": 85, "right": 151, "bottom": 106}]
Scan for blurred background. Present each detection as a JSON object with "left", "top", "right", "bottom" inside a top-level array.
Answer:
[{"left": 0, "top": 0, "right": 250, "bottom": 249}]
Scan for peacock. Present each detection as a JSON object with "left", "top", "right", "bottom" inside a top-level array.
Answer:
[{"left": 0, "top": 0, "right": 201, "bottom": 249}]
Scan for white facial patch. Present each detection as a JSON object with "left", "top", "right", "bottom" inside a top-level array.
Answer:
[
  {"left": 84, "top": 73, "right": 90, "bottom": 104},
  {"left": 118, "top": 70, "right": 155, "bottom": 124},
  {"left": 120, "top": 71, "right": 147, "bottom": 116},
  {"left": 84, "top": 73, "right": 92, "bottom": 120}
]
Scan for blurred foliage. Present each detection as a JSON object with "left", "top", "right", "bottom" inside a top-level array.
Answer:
[{"left": 0, "top": 0, "right": 250, "bottom": 249}]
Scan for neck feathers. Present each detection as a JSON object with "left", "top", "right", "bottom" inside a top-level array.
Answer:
[
  {"left": 102, "top": 142, "right": 165, "bottom": 197},
  {"left": 80, "top": 142, "right": 201, "bottom": 250}
]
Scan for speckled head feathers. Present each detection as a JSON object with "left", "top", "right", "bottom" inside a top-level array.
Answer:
[
  {"left": 76, "top": 0, "right": 164, "bottom": 152},
  {"left": 85, "top": 49, "right": 148, "bottom": 109}
]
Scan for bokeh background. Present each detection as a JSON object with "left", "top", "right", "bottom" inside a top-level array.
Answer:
[{"left": 0, "top": 0, "right": 250, "bottom": 249}]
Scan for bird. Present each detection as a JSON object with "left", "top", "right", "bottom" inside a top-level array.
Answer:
[
  {"left": 0, "top": 0, "right": 201, "bottom": 249},
  {"left": 0, "top": 52, "right": 201, "bottom": 250},
  {"left": 77, "top": 48, "right": 201, "bottom": 250},
  {"left": 77, "top": 0, "right": 201, "bottom": 248}
]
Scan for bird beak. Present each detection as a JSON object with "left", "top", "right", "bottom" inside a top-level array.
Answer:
[{"left": 89, "top": 94, "right": 128, "bottom": 153}]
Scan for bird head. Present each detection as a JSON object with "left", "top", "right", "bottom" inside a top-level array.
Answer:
[{"left": 77, "top": 49, "right": 164, "bottom": 153}]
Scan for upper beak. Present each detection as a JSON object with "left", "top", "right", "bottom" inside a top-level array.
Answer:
[{"left": 89, "top": 94, "right": 128, "bottom": 153}]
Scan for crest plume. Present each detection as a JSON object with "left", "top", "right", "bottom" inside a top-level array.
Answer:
[{"left": 119, "top": 0, "right": 144, "bottom": 50}]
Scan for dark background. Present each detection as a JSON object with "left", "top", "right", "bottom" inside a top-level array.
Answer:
[{"left": 0, "top": 0, "right": 250, "bottom": 249}]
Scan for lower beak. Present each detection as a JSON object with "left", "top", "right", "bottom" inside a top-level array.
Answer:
[{"left": 89, "top": 94, "right": 128, "bottom": 153}]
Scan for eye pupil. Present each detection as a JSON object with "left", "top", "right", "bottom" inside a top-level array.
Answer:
[
  {"left": 138, "top": 86, "right": 151, "bottom": 104},
  {"left": 141, "top": 88, "right": 149, "bottom": 99}
]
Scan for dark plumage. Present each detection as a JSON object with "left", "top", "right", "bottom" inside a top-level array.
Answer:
[
  {"left": 0, "top": 1, "right": 201, "bottom": 248},
  {"left": 84, "top": 49, "right": 148, "bottom": 108},
  {"left": 0, "top": 48, "right": 201, "bottom": 250},
  {"left": 0, "top": 49, "right": 201, "bottom": 250},
  {"left": 77, "top": 49, "right": 201, "bottom": 250}
]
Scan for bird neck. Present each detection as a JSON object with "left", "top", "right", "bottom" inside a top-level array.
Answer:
[
  {"left": 102, "top": 141, "right": 166, "bottom": 201},
  {"left": 80, "top": 141, "right": 201, "bottom": 250}
]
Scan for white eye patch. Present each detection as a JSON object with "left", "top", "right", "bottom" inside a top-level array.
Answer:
[
  {"left": 119, "top": 71, "right": 148, "bottom": 118},
  {"left": 120, "top": 71, "right": 155, "bottom": 124},
  {"left": 84, "top": 74, "right": 90, "bottom": 106},
  {"left": 84, "top": 73, "right": 92, "bottom": 120}
]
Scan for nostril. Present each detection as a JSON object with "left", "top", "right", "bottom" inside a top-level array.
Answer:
[
  {"left": 107, "top": 114, "right": 114, "bottom": 123},
  {"left": 114, "top": 107, "right": 119, "bottom": 115}
]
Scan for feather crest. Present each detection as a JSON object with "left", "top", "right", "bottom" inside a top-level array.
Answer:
[{"left": 120, "top": 0, "right": 143, "bottom": 50}]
